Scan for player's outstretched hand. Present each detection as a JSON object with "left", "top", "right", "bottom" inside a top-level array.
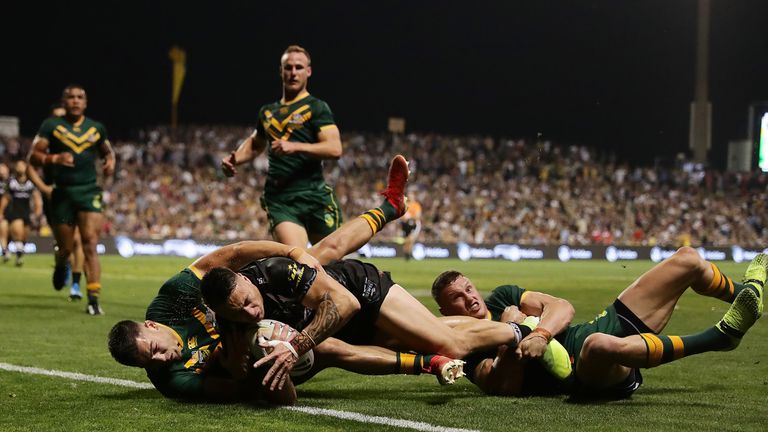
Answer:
[{"left": 221, "top": 152, "right": 237, "bottom": 177}]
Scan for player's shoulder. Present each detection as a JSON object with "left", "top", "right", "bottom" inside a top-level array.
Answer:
[
  {"left": 489, "top": 284, "right": 527, "bottom": 297},
  {"left": 83, "top": 116, "right": 106, "bottom": 131},
  {"left": 260, "top": 99, "right": 282, "bottom": 112},
  {"left": 159, "top": 268, "right": 202, "bottom": 293},
  {"left": 38, "top": 116, "right": 61, "bottom": 132},
  {"left": 306, "top": 95, "right": 331, "bottom": 110}
]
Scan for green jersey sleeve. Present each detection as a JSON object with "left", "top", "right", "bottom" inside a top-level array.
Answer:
[
  {"left": 37, "top": 118, "right": 56, "bottom": 140},
  {"left": 310, "top": 99, "right": 335, "bottom": 132},
  {"left": 147, "top": 366, "right": 205, "bottom": 400},
  {"left": 256, "top": 106, "right": 267, "bottom": 139},
  {"left": 96, "top": 121, "right": 108, "bottom": 144},
  {"left": 484, "top": 285, "right": 527, "bottom": 321}
]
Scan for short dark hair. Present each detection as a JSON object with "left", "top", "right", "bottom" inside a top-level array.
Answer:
[
  {"left": 62, "top": 83, "right": 86, "bottom": 99},
  {"left": 431, "top": 270, "right": 464, "bottom": 301},
  {"left": 282, "top": 45, "right": 311, "bottom": 65},
  {"left": 108, "top": 320, "right": 143, "bottom": 367},
  {"left": 201, "top": 267, "right": 238, "bottom": 308}
]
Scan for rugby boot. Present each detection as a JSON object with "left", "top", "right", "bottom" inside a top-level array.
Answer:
[{"left": 379, "top": 155, "right": 410, "bottom": 217}]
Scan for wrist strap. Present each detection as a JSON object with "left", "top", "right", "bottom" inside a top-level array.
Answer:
[
  {"left": 505, "top": 321, "right": 522, "bottom": 346},
  {"left": 532, "top": 327, "right": 553, "bottom": 342}
]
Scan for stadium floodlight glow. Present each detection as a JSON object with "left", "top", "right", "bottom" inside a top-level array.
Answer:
[{"left": 759, "top": 112, "right": 768, "bottom": 172}]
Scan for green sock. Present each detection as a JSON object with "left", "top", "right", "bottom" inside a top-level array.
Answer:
[
  {"left": 361, "top": 200, "right": 398, "bottom": 235},
  {"left": 640, "top": 329, "right": 730, "bottom": 367}
]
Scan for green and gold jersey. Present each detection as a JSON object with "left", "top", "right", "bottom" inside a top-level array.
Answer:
[
  {"left": 37, "top": 116, "right": 107, "bottom": 186},
  {"left": 484, "top": 285, "right": 626, "bottom": 365},
  {"left": 463, "top": 284, "right": 569, "bottom": 395},
  {"left": 145, "top": 267, "right": 222, "bottom": 399},
  {"left": 484, "top": 284, "right": 527, "bottom": 321},
  {"left": 256, "top": 92, "right": 337, "bottom": 193}
]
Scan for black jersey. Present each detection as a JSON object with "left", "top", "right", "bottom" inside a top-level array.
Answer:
[
  {"left": 4, "top": 177, "right": 35, "bottom": 222},
  {"left": 239, "top": 258, "right": 394, "bottom": 345}
]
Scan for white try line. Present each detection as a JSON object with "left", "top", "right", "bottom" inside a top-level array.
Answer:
[{"left": 0, "top": 362, "right": 479, "bottom": 432}]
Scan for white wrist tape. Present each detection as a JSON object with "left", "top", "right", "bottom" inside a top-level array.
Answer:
[{"left": 263, "top": 339, "right": 299, "bottom": 359}]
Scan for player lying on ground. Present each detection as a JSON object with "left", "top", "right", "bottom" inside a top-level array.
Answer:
[
  {"left": 108, "top": 155, "right": 464, "bottom": 404},
  {"left": 432, "top": 248, "right": 765, "bottom": 398},
  {"left": 199, "top": 156, "right": 572, "bottom": 392}
]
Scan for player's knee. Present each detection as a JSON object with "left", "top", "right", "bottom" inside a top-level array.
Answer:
[
  {"left": 311, "top": 238, "right": 344, "bottom": 265},
  {"left": 581, "top": 333, "right": 618, "bottom": 362},
  {"left": 56, "top": 244, "right": 73, "bottom": 257},
  {"left": 79, "top": 235, "right": 99, "bottom": 252},
  {"left": 672, "top": 246, "right": 707, "bottom": 274}
]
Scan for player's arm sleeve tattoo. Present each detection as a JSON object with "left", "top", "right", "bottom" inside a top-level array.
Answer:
[{"left": 291, "top": 291, "right": 342, "bottom": 355}]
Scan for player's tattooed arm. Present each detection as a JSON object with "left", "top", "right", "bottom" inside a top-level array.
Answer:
[
  {"left": 292, "top": 292, "right": 341, "bottom": 355},
  {"left": 298, "top": 273, "right": 361, "bottom": 354}
]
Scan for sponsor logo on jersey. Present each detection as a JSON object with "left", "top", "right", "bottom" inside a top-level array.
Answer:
[
  {"left": 361, "top": 278, "right": 377, "bottom": 301},
  {"left": 324, "top": 213, "right": 335, "bottom": 227}
]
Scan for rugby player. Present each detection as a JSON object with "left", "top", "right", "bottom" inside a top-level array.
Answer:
[
  {"left": 27, "top": 102, "right": 87, "bottom": 300},
  {"left": 222, "top": 45, "right": 344, "bottom": 247},
  {"left": 0, "top": 160, "right": 42, "bottom": 267},
  {"left": 200, "top": 159, "right": 573, "bottom": 391},
  {"left": 400, "top": 194, "right": 422, "bottom": 261},
  {"left": 28, "top": 84, "right": 115, "bottom": 314},
  {"left": 432, "top": 248, "right": 765, "bottom": 398},
  {"left": 108, "top": 156, "right": 464, "bottom": 403},
  {"left": 0, "top": 162, "right": 9, "bottom": 262}
]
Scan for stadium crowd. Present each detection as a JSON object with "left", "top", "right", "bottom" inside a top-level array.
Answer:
[{"left": 2, "top": 126, "right": 767, "bottom": 247}]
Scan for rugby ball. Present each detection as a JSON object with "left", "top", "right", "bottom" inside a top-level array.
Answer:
[{"left": 246, "top": 319, "right": 315, "bottom": 378}]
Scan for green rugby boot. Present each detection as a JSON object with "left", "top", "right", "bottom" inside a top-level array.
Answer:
[
  {"left": 741, "top": 253, "right": 767, "bottom": 315},
  {"left": 716, "top": 288, "right": 761, "bottom": 351}
]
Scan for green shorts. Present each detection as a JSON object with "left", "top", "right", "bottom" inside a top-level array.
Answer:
[
  {"left": 49, "top": 183, "right": 103, "bottom": 225},
  {"left": 560, "top": 299, "right": 654, "bottom": 366},
  {"left": 260, "top": 184, "right": 342, "bottom": 238}
]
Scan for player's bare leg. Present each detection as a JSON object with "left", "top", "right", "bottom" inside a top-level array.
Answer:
[
  {"left": 9, "top": 219, "right": 27, "bottom": 267},
  {"left": 77, "top": 211, "right": 104, "bottom": 315},
  {"left": 578, "top": 286, "right": 762, "bottom": 390},
  {"left": 618, "top": 247, "right": 763, "bottom": 333},
  {"left": 374, "top": 284, "right": 521, "bottom": 359},
  {"left": 310, "top": 217, "right": 374, "bottom": 265},
  {"left": 273, "top": 221, "right": 310, "bottom": 248},
  {"left": 52, "top": 223, "right": 76, "bottom": 291},
  {"left": 69, "top": 227, "right": 85, "bottom": 300},
  {"left": 0, "top": 218, "right": 9, "bottom": 263},
  {"left": 310, "top": 154, "right": 410, "bottom": 265},
  {"left": 303, "top": 337, "right": 464, "bottom": 386}
]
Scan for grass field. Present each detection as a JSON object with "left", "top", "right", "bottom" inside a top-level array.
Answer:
[{"left": 1, "top": 255, "right": 766, "bottom": 432}]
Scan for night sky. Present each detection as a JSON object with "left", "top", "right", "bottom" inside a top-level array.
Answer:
[{"left": 4, "top": 0, "right": 768, "bottom": 167}]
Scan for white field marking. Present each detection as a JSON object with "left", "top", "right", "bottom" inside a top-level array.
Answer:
[
  {"left": 0, "top": 362, "right": 480, "bottom": 432},
  {"left": 284, "top": 406, "right": 481, "bottom": 432},
  {"left": 0, "top": 362, "right": 154, "bottom": 389}
]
